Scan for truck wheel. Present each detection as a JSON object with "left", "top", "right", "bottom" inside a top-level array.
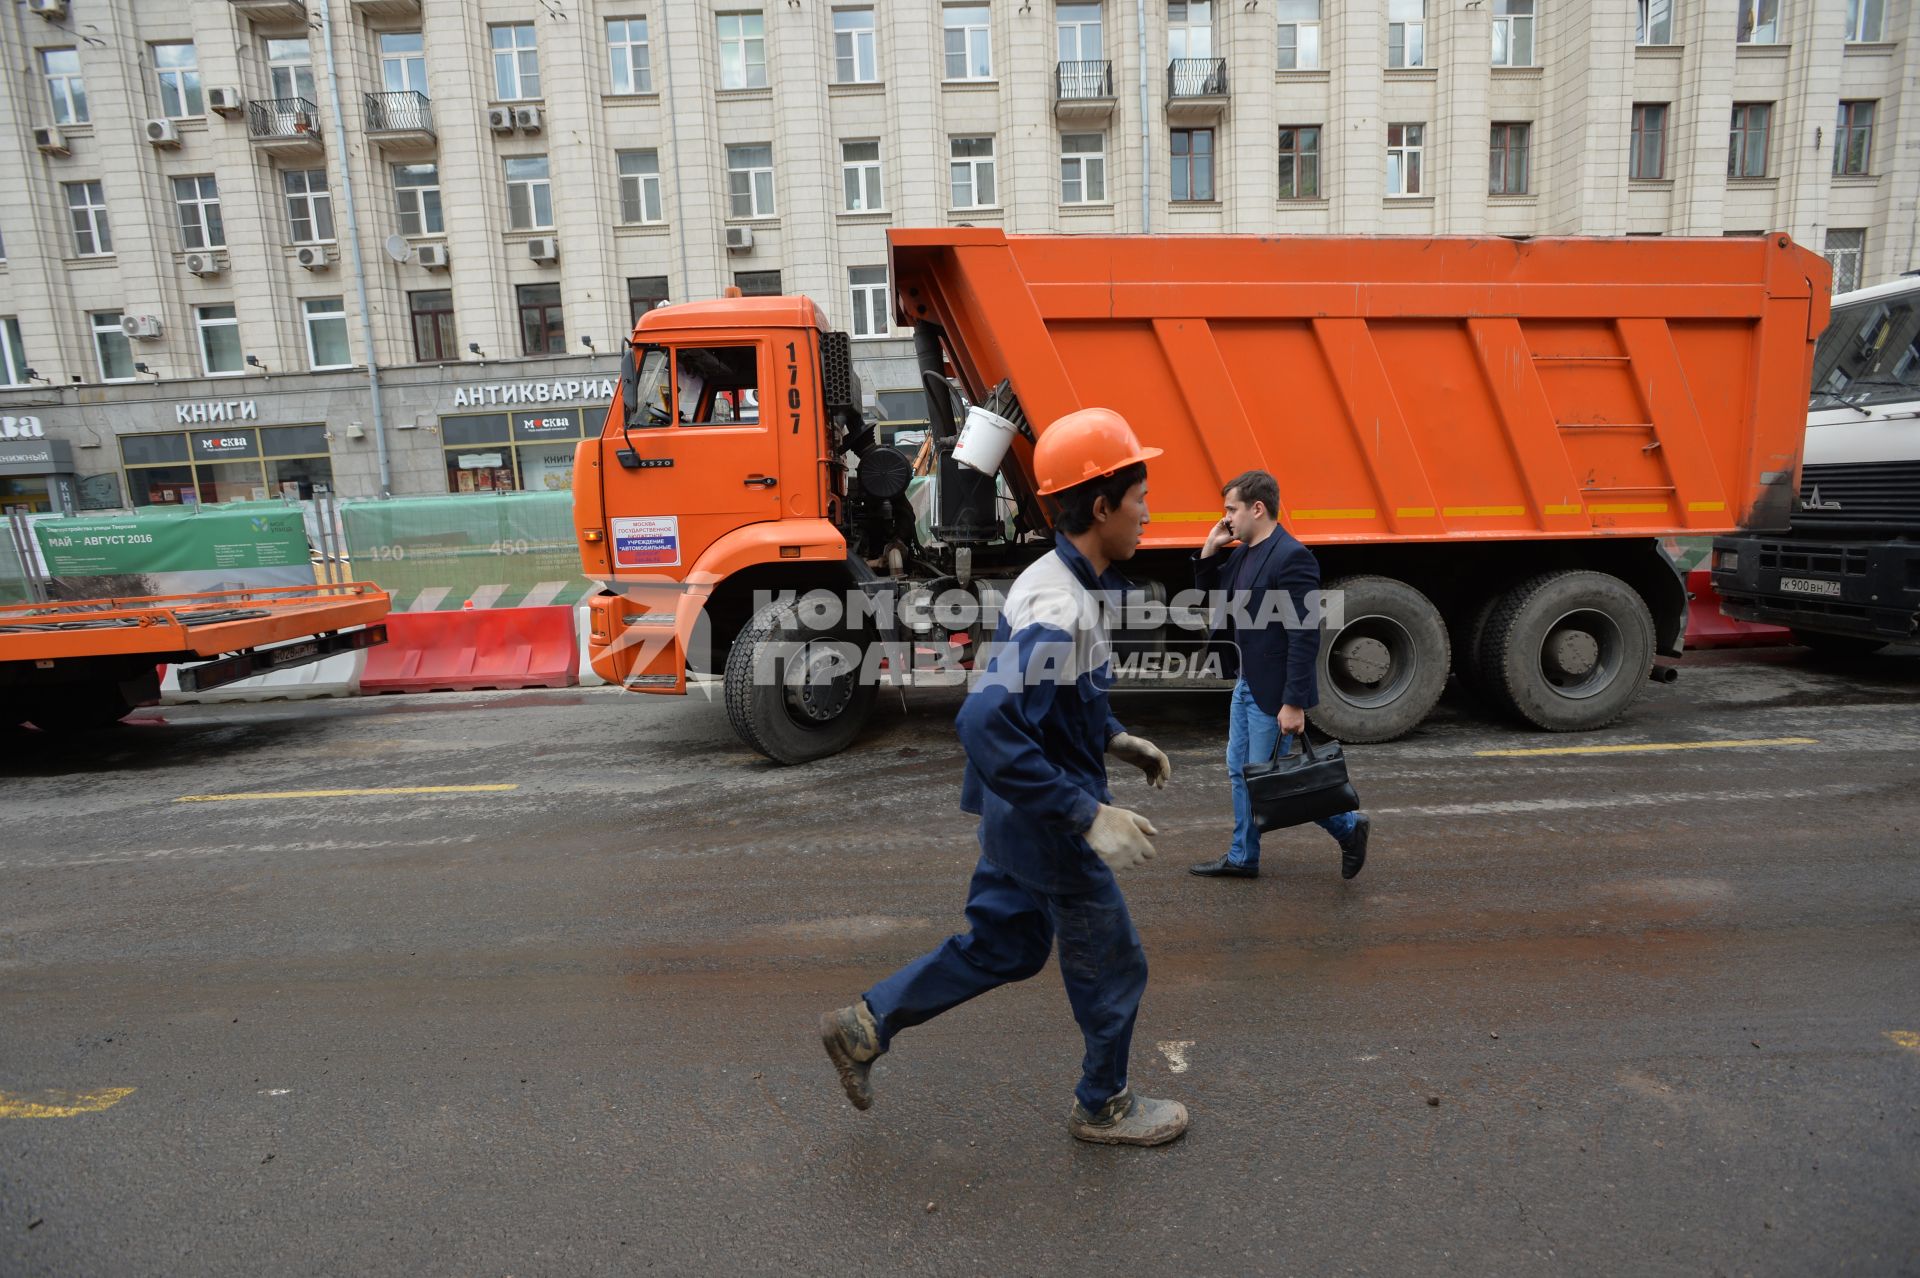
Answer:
[
  {"left": 21, "top": 681, "right": 135, "bottom": 734},
  {"left": 1308, "top": 575, "right": 1450, "bottom": 743},
  {"left": 1790, "top": 629, "right": 1888, "bottom": 658},
  {"left": 1447, "top": 591, "right": 1506, "bottom": 698},
  {"left": 724, "top": 592, "right": 878, "bottom": 764},
  {"left": 1480, "top": 571, "right": 1655, "bottom": 731}
]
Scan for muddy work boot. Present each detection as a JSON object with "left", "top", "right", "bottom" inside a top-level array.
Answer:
[
  {"left": 1068, "top": 1088, "right": 1190, "bottom": 1146},
  {"left": 819, "top": 1000, "right": 883, "bottom": 1111}
]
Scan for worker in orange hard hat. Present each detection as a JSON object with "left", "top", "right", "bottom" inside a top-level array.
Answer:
[{"left": 821, "top": 407, "right": 1190, "bottom": 1147}]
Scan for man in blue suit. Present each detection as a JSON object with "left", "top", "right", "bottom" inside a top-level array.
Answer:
[{"left": 1187, "top": 469, "right": 1370, "bottom": 881}]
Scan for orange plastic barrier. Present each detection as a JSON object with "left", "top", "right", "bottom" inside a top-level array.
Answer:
[
  {"left": 1684, "top": 570, "right": 1792, "bottom": 649},
  {"left": 361, "top": 605, "right": 578, "bottom": 693}
]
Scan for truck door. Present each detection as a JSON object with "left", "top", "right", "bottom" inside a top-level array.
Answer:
[{"left": 613, "top": 342, "right": 782, "bottom": 577}]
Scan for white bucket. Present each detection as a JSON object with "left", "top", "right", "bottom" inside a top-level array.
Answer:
[{"left": 952, "top": 405, "right": 1020, "bottom": 475}]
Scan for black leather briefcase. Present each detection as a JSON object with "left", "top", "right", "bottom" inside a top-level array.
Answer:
[{"left": 1244, "top": 733, "right": 1360, "bottom": 832}]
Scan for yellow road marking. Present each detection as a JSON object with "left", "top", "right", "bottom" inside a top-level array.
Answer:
[
  {"left": 1886, "top": 1031, "right": 1920, "bottom": 1053},
  {"left": 175, "top": 784, "right": 519, "bottom": 803},
  {"left": 1476, "top": 737, "right": 1816, "bottom": 758},
  {"left": 1291, "top": 508, "right": 1377, "bottom": 520},
  {"left": 1443, "top": 505, "right": 1526, "bottom": 518},
  {"left": 0, "top": 1087, "right": 135, "bottom": 1119}
]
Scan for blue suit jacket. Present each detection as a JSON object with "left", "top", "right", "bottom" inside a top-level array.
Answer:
[{"left": 1193, "top": 527, "right": 1323, "bottom": 715}]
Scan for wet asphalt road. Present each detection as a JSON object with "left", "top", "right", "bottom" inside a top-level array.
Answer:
[{"left": 2, "top": 648, "right": 1918, "bottom": 1277}]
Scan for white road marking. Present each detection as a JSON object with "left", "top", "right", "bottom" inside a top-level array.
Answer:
[
  {"left": 1367, "top": 783, "right": 1865, "bottom": 819},
  {"left": 1157, "top": 1040, "right": 1195, "bottom": 1073}
]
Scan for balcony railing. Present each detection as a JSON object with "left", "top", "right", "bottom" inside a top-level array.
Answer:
[
  {"left": 1168, "top": 57, "right": 1228, "bottom": 97},
  {"left": 247, "top": 96, "right": 321, "bottom": 142},
  {"left": 1056, "top": 59, "right": 1114, "bottom": 100},
  {"left": 365, "top": 90, "right": 434, "bottom": 136}
]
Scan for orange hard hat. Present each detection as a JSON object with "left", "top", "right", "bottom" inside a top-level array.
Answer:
[{"left": 1031, "top": 407, "right": 1163, "bottom": 496}]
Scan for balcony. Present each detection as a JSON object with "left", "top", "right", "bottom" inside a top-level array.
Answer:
[
  {"left": 1167, "top": 57, "right": 1228, "bottom": 120},
  {"left": 365, "top": 91, "right": 435, "bottom": 151},
  {"left": 347, "top": 0, "right": 421, "bottom": 17},
  {"left": 1055, "top": 60, "right": 1115, "bottom": 120},
  {"left": 226, "top": 0, "right": 307, "bottom": 23},
  {"left": 247, "top": 96, "right": 323, "bottom": 158}
]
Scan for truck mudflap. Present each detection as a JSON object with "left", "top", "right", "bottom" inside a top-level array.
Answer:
[{"left": 1711, "top": 535, "right": 1920, "bottom": 641}]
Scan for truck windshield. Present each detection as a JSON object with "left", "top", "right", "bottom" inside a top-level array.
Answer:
[
  {"left": 1809, "top": 292, "right": 1920, "bottom": 410},
  {"left": 631, "top": 348, "right": 671, "bottom": 427}
]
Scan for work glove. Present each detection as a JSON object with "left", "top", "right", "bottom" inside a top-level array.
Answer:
[
  {"left": 1083, "top": 804, "right": 1159, "bottom": 872},
  {"left": 1108, "top": 733, "right": 1171, "bottom": 788}
]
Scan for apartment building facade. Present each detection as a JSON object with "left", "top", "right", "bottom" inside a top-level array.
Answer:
[{"left": 0, "top": 0, "right": 1913, "bottom": 509}]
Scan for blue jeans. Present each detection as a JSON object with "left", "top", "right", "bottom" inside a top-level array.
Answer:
[
  {"left": 863, "top": 854, "right": 1148, "bottom": 1113},
  {"left": 1227, "top": 678, "right": 1359, "bottom": 867}
]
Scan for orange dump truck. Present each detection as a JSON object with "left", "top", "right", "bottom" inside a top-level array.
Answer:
[
  {"left": 0, "top": 583, "right": 388, "bottom": 735},
  {"left": 574, "top": 230, "right": 1828, "bottom": 763}
]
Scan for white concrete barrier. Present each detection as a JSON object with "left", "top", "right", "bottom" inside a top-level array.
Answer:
[
  {"left": 575, "top": 603, "right": 607, "bottom": 687},
  {"left": 160, "top": 649, "right": 367, "bottom": 704}
]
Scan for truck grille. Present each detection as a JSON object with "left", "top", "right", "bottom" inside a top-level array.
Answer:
[{"left": 1794, "top": 460, "right": 1920, "bottom": 530}]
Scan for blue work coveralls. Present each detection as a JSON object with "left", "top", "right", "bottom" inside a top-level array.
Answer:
[{"left": 863, "top": 534, "right": 1149, "bottom": 1113}]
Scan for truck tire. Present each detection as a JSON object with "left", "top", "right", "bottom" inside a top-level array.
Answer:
[
  {"left": 1308, "top": 575, "right": 1450, "bottom": 743},
  {"left": 724, "top": 592, "right": 878, "bottom": 765},
  {"left": 21, "top": 681, "right": 135, "bottom": 735},
  {"left": 1447, "top": 590, "right": 1506, "bottom": 698},
  {"left": 1790, "top": 629, "right": 1889, "bottom": 658},
  {"left": 1480, "top": 571, "right": 1655, "bottom": 731}
]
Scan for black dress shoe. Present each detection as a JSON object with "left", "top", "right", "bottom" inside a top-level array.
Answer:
[
  {"left": 1189, "top": 855, "right": 1258, "bottom": 879},
  {"left": 1339, "top": 813, "right": 1371, "bottom": 880}
]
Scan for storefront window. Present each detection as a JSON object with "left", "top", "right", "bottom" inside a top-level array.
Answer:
[
  {"left": 121, "top": 425, "right": 333, "bottom": 507},
  {"left": 442, "top": 408, "right": 589, "bottom": 493}
]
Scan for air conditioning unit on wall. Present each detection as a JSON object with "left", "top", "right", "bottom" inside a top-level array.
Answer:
[
  {"left": 28, "top": 0, "right": 68, "bottom": 19},
  {"left": 527, "top": 237, "right": 559, "bottom": 263},
  {"left": 296, "top": 245, "right": 332, "bottom": 270},
  {"left": 121, "top": 315, "right": 164, "bottom": 340},
  {"left": 184, "top": 251, "right": 225, "bottom": 277},
  {"left": 725, "top": 226, "right": 755, "bottom": 253},
  {"left": 146, "top": 119, "right": 182, "bottom": 148},
  {"left": 513, "top": 106, "right": 543, "bottom": 133},
  {"left": 415, "top": 244, "right": 450, "bottom": 269},
  {"left": 487, "top": 107, "right": 515, "bottom": 133},
  {"left": 33, "top": 126, "right": 69, "bottom": 156},
  {"left": 207, "top": 87, "right": 243, "bottom": 116}
]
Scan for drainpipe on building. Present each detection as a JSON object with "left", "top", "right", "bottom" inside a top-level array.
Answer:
[
  {"left": 1137, "top": 0, "right": 1151, "bottom": 233},
  {"left": 658, "top": 1, "right": 694, "bottom": 305},
  {"left": 316, "top": 0, "right": 393, "bottom": 498}
]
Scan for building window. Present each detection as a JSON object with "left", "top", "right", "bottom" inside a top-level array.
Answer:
[
  {"left": 1489, "top": 123, "right": 1531, "bottom": 194},
  {"left": 43, "top": 49, "right": 88, "bottom": 126},
  {"left": 618, "top": 150, "right": 664, "bottom": 222},
  {"left": 1492, "top": 0, "right": 1535, "bottom": 66},
  {"left": 1388, "top": 0, "right": 1426, "bottom": 67},
  {"left": 122, "top": 426, "right": 334, "bottom": 506},
  {"left": 1276, "top": 0, "right": 1321, "bottom": 69},
  {"left": 834, "top": 9, "right": 878, "bottom": 83},
  {"left": 301, "top": 297, "right": 351, "bottom": 370},
  {"left": 91, "top": 312, "right": 134, "bottom": 383},
  {"left": 394, "top": 163, "right": 442, "bottom": 237},
  {"left": 380, "top": 32, "right": 427, "bottom": 94},
  {"left": 944, "top": 5, "right": 992, "bottom": 79},
  {"left": 409, "top": 289, "right": 457, "bottom": 362},
  {"left": 1728, "top": 103, "right": 1771, "bottom": 178},
  {"left": 266, "top": 37, "right": 316, "bottom": 101},
  {"left": 849, "top": 266, "right": 889, "bottom": 339},
  {"left": 505, "top": 156, "right": 554, "bottom": 230},
  {"left": 492, "top": 24, "right": 541, "bottom": 100},
  {"left": 173, "top": 175, "right": 225, "bottom": 251},
  {"left": 1824, "top": 228, "right": 1865, "bottom": 294},
  {"left": 1637, "top": 0, "right": 1672, "bottom": 44},
  {"left": 65, "top": 182, "right": 111, "bottom": 257},
  {"left": 734, "top": 270, "right": 782, "bottom": 296},
  {"left": 154, "top": 42, "right": 203, "bottom": 117},
  {"left": 842, "top": 140, "right": 884, "bottom": 211},
  {"left": 1279, "top": 126, "right": 1320, "bottom": 198},
  {"left": 608, "top": 17, "right": 653, "bottom": 93},
  {"left": 719, "top": 12, "right": 768, "bottom": 89},
  {"left": 628, "top": 276, "right": 670, "bottom": 323},
  {"left": 1388, "top": 123, "right": 1424, "bottom": 195},
  {"left": 1630, "top": 103, "right": 1668, "bottom": 179},
  {"left": 1058, "top": 3, "right": 1104, "bottom": 68},
  {"left": 1835, "top": 101, "right": 1875, "bottom": 175},
  {"left": 1736, "top": 0, "right": 1779, "bottom": 43},
  {"left": 196, "top": 305, "right": 243, "bottom": 377},
  {"left": 284, "top": 169, "right": 335, "bottom": 244},
  {"left": 1, "top": 318, "right": 26, "bottom": 388},
  {"left": 1169, "top": 1, "right": 1214, "bottom": 61},
  {"left": 517, "top": 283, "right": 565, "bottom": 355},
  {"left": 1845, "top": 0, "right": 1884, "bottom": 41},
  {"left": 950, "top": 136, "right": 997, "bottom": 208},
  {"left": 1171, "top": 128, "right": 1215, "bottom": 201},
  {"left": 441, "top": 411, "right": 591, "bottom": 494},
  {"left": 1061, "top": 133, "right": 1107, "bottom": 204},
  {"left": 727, "top": 144, "right": 776, "bottom": 218}
]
